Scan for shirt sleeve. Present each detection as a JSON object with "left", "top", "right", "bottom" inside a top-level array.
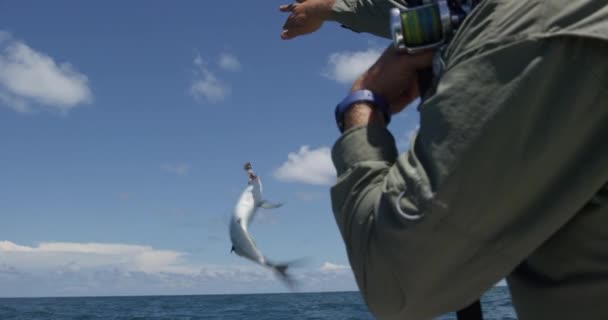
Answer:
[
  {"left": 330, "top": 0, "right": 402, "bottom": 39},
  {"left": 330, "top": 34, "right": 608, "bottom": 319}
]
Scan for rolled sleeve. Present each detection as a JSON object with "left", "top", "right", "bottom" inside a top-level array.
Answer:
[
  {"left": 332, "top": 124, "right": 398, "bottom": 176},
  {"left": 330, "top": 0, "right": 400, "bottom": 39}
]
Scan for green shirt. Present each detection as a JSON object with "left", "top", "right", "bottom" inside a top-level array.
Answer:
[{"left": 330, "top": 1, "right": 608, "bottom": 319}]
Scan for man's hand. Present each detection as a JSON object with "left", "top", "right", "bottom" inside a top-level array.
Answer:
[
  {"left": 352, "top": 45, "right": 434, "bottom": 114},
  {"left": 279, "top": 0, "right": 335, "bottom": 40},
  {"left": 342, "top": 46, "right": 434, "bottom": 130}
]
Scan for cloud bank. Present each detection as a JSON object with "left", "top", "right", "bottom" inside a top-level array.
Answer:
[
  {"left": 0, "top": 240, "right": 506, "bottom": 297},
  {"left": 0, "top": 241, "right": 357, "bottom": 297}
]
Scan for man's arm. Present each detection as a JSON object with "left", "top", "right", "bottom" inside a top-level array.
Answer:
[
  {"left": 329, "top": 0, "right": 399, "bottom": 38},
  {"left": 280, "top": 0, "right": 400, "bottom": 40},
  {"left": 331, "top": 36, "right": 608, "bottom": 319}
]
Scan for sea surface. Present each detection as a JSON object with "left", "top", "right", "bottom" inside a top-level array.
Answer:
[{"left": 0, "top": 286, "right": 516, "bottom": 319}]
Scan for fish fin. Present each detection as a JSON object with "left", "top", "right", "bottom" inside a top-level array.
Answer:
[{"left": 259, "top": 201, "right": 283, "bottom": 209}]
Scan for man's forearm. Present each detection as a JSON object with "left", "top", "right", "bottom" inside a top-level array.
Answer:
[{"left": 343, "top": 102, "right": 387, "bottom": 131}]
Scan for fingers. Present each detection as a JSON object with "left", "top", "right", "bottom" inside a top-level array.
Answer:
[
  {"left": 280, "top": 2, "right": 299, "bottom": 39},
  {"left": 281, "top": 30, "right": 294, "bottom": 40},
  {"left": 281, "top": 28, "right": 302, "bottom": 40},
  {"left": 279, "top": 4, "right": 295, "bottom": 12},
  {"left": 281, "top": 14, "right": 304, "bottom": 40},
  {"left": 279, "top": 0, "right": 304, "bottom": 12},
  {"left": 279, "top": 0, "right": 323, "bottom": 40},
  {"left": 281, "top": 18, "right": 296, "bottom": 39}
]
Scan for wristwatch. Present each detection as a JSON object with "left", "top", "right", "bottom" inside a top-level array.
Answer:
[{"left": 335, "top": 89, "right": 391, "bottom": 133}]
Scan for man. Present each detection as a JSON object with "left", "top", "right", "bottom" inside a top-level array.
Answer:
[{"left": 280, "top": 1, "right": 608, "bottom": 319}]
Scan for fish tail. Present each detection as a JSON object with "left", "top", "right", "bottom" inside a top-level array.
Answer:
[
  {"left": 274, "top": 263, "right": 289, "bottom": 276},
  {"left": 271, "top": 263, "right": 297, "bottom": 289}
]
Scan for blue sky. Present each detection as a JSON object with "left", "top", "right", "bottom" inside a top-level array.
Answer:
[{"left": 0, "top": 1, "right": 424, "bottom": 297}]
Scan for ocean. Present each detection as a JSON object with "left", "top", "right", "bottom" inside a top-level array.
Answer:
[{"left": 0, "top": 286, "right": 515, "bottom": 319}]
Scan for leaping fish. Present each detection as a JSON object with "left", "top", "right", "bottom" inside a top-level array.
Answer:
[{"left": 229, "top": 162, "right": 294, "bottom": 286}]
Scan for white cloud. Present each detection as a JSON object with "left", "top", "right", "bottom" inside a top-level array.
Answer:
[
  {"left": 162, "top": 163, "right": 190, "bottom": 176},
  {"left": 0, "top": 32, "right": 92, "bottom": 114},
  {"left": 274, "top": 146, "right": 336, "bottom": 185},
  {"left": 323, "top": 48, "right": 382, "bottom": 84},
  {"left": 190, "top": 54, "right": 230, "bottom": 103},
  {"left": 0, "top": 241, "right": 34, "bottom": 252},
  {"left": 320, "top": 262, "right": 351, "bottom": 273},
  {"left": 0, "top": 241, "right": 191, "bottom": 275},
  {"left": 218, "top": 53, "right": 241, "bottom": 72},
  {"left": 0, "top": 240, "right": 359, "bottom": 297},
  {"left": 190, "top": 70, "right": 230, "bottom": 103}
]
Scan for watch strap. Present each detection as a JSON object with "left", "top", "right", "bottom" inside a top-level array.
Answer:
[{"left": 335, "top": 90, "right": 391, "bottom": 133}]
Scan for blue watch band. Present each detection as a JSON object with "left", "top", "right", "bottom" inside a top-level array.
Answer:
[{"left": 335, "top": 90, "right": 391, "bottom": 132}]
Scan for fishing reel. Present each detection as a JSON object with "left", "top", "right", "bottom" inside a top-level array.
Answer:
[{"left": 390, "top": 0, "right": 480, "bottom": 53}]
